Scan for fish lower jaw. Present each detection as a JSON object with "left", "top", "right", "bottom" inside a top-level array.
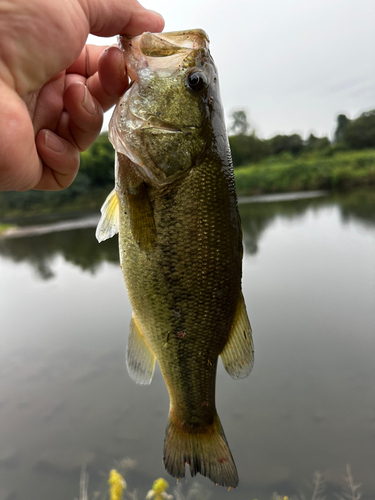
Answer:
[
  {"left": 141, "top": 125, "right": 182, "bottom": 133},
  {"left": 140, "top": 125, "right": 199, "bottom": 139}
]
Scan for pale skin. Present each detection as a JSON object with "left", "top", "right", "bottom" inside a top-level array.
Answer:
[{"left": 0, "top": 0, "right": 164, "bottom": 191}]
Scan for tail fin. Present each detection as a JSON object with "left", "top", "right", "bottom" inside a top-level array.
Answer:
[{"left": 163, "top": 412, "right": 239, "bottom": 488}]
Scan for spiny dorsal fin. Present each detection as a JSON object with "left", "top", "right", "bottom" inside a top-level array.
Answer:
[
  {"left": 220, "top": 293, "right": 254, "bottom": 379},
  {"left": 95, "top": 189, "right": 119, "bottom": 242},
  {"left": 126, "top": 314, "right": 156, "bottom": 385}
]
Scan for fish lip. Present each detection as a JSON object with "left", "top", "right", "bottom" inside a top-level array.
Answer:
[
  {"left": 125, "top": 100, "right": 194, "bottom": 133},
  {"left": 141, "top": 125, "right": 197, "bottom": 133},
  {"left": 142, "top": 126, "right": 182, "bottom": 133},
  {"left": 139, "top": 116, "right": 181, "bottom": 132}
]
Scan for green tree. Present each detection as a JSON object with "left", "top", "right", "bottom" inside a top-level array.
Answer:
[
  {"left": 229, "top": 134, "right": 270, "bottom": 167},
  {"left": 229, "top": 110, "right": 250, "bottom": 135},
  {"left": 305, "top": 133, "right": 330, "bottom": 151},
  {"left": 79, "top": 132, "right": 115, "bottom": 186},
  {"left": 343, "top": 110, "right": 375, "bottom": 149},
  {"left": 267, "top": 134, "right": 304, "bottom": 156},
  {"left": 334, "top": 114, "right": 350, "bottom": 143}
]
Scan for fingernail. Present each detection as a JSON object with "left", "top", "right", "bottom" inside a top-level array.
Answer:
[
  {"left": 45, "top": 131, "right": 64, "bottom": 153},
  {"left": 82, "top": 86, "right": 96, "bottom": 114}
]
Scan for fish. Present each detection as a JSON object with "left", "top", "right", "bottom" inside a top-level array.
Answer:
[{"left": 96, "top": 29, "right": 254, "bottom": 488}]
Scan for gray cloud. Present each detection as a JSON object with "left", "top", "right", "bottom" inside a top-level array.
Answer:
[{"left": 89, "top": 0, "right": 375, "bottom": 138}]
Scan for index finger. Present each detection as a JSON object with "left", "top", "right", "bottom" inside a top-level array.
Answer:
[{"left": 80, "top": 0, "right": 164, "bottom": 38}]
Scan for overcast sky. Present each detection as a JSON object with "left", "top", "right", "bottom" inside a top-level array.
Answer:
[{"left": 88, "top": 0, "right": 375, "bottom": 139}]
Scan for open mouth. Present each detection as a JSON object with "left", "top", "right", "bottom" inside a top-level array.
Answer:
[
  {"left": 121, "top": 29, "right": 209, "bottom": 57},
  {"left": 119, "top": 29, "right": 210, "bottom": 79}
]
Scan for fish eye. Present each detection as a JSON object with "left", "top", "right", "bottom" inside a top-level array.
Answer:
[{"left": 186, "top": 70, "right": 207, "bottom": 92}]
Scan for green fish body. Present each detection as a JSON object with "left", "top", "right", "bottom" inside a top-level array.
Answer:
[{"left": 96, "top": 29, "right": 254, "bottom": 488}]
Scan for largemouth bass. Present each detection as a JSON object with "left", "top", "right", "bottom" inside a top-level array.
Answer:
[{"left": 96, "top": 29, "right": 254, "bottom": 488}]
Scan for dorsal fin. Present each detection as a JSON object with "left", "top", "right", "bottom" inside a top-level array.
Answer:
[{"left": 220, "top": 293, "right": 254, "bottom": 379}]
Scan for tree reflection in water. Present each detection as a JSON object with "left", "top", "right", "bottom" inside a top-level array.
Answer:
[
  {"left": 0, "top": 227, "right": 119, "bottom": 279},
  {"left": 0, "top": 189, "right": 374, "bottom": 279}
]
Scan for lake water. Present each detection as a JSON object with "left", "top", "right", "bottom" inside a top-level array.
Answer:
[{"left": 0, "top": 190, "right": 374, "bottom": 500}]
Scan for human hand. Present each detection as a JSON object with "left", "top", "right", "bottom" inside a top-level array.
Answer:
[{"left": 0, "top": 0, "right": 164, "bottom": 191}]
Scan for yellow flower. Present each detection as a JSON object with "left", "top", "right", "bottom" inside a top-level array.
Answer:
[
  {"left": 108, "top": 469, "right": 126, "bottom": 500},
  {"left": 146, "top": 478, "right": 173, "bottom": 500}
]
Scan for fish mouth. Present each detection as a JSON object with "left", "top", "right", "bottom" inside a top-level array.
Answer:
[
  {"left": 118, "top": 29, "right": 210, "bottom": 79},
  {"left": 142, "top": 126, "right": 182, "bottom": 133},
  {"left": 139, "top": 116, "right": 181, "bottom": 132},
  {"left": 141, "top": 122, "right": 197, "bottom": 133},
  {"left": 120, "top": 29, "right": 209, "bottom": 56},
  {"left": 127, "top": 110, "right": 196, "bottom": 134}
]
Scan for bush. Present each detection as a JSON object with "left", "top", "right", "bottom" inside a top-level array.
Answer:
[
  {"left": 79, "top": 133, "right": 115, "bottom": 186},
  {"left": 229, "top": 134, "right": 270, "bottom": 167},
  {"left": 234, "top": 149, "right": 375, "bottom": 196}
]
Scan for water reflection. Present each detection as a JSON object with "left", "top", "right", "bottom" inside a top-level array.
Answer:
[
  {"left": 240, "top": 196, "right": 326, "bottom": 254},
  {"left": 0, "top": 227, "right": 119, "bottom": 279},
  {"left": 1, "top": 190, "right": 374, "bottom": 280},
  {"left": 241, "top": 189, "right": 375, "bottom": 255},
  {"left": 334, "top": 189, "right": 375, "bottom": 228},
  {"left": 1, "top": 188, "right": 374, "bottom": 500}
]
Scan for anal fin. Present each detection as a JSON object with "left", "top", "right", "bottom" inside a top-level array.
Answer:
[
  {"left": 220, "top": 292, "right": 254, "bottom": 379},
  {"left": 126, "top": 314, "right": 156, "bottom": 385}
]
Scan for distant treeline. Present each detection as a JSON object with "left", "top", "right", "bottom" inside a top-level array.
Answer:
[
  {"left": 229, "top": 109, "right": 375, "bottom": 167},
  {"left": 77, "top": 107, "right": 375, "bottom": 180},
  {"left": 0, "top": 108, "right": 374, "bottom": 218}
]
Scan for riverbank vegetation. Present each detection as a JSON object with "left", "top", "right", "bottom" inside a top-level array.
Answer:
[
  {"left": 230, "top": 108, "right": 375, "bottom": 195},
  {"left": 0, "top": 109, "right": 374, "bottom": 218},
  {"left": 234, "top": 149, "right": 375, "bottom": 196},
  {"left": 228, "top": 109, "right": 375, "bottom": 168},
  {"left": 78, "top": 463, "right": 362, "bottom": 500}
]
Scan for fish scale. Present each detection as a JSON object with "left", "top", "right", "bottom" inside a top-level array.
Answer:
[{"left": 96, "top": 29, "right": 254, "bottom": 488}]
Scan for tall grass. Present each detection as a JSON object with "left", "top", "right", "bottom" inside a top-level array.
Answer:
[
  {"left": 76, "top": 463, "right": 364, "bottom": 500},
  {"left": 234, "top": 150, "right": 375, "bottom": 196}
]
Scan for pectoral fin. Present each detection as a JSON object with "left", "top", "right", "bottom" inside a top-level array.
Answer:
[
  {"left": 125, "top": 181, "right": 156, "bottom": 251},
  {"left": 95, "top": 189, "right": 119, "bottom": 242},
  {"left": 116, "top": 152, "right": 156, "bottom": 252},
  {"left": 126, "top": 314, "right": 156, "bottom": 385},
  {"left": 220, "top": 293, "right": 254, "bottom": 379}
]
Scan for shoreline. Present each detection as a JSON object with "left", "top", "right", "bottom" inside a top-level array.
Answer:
[{"left": 0, "top": 190, "right": 330, "bottom": 239}]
